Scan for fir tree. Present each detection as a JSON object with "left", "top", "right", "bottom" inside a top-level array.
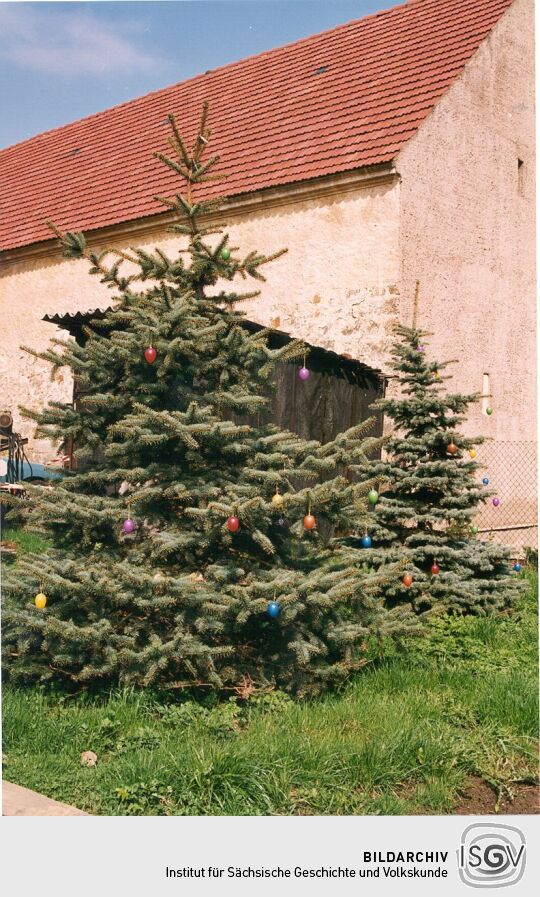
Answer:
[
  {"left": 2, "top": 105, "right": 414, "bottom": 696},
  {"left": 363, "top": 324, "right": 521, "bottom": 614}
]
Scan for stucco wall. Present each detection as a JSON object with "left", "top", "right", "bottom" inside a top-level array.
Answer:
[
  {"left": 396, "top": 0, "right": 536, "bottom": 545},
  {"left": 0, "top": 178, "right": 401, "bottom": 461}
]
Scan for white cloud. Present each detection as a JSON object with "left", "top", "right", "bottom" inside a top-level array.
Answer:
[{"left": 0, "top": 4, "right": 166, "bottom": 76}]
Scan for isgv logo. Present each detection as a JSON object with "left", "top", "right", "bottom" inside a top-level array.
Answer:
[{"left": 458, "top": 823, "right": 526, "bottom": 888}]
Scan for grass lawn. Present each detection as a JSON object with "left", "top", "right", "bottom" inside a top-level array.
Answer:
[
  {"left": 1, "top": 526, "right": 50, "bottom": 556},
  {"left": 1, "top": 534, "right": 538, "bottom": 815}
]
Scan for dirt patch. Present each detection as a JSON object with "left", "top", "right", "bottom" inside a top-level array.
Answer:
[{"left": 454, "top": 777, "right": 539, "bottom": 815}]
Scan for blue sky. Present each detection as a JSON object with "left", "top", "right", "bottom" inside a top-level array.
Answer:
[{"left": 0, "top": 0, "right": 398, "bottom": 149}]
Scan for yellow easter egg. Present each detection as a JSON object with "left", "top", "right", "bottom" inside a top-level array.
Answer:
[
  {"left": 34, "top": 592, "right": 47, "bottom": 609},
  {"left": 272, "top": 492, "right": 284, "bottom": 508},
  {"left": 469, "top": 449, "right": 477, "bottom": 459}
]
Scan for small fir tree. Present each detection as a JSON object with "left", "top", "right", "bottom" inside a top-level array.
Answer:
[
  {"left": 363, "top": 324, "right": 521, "bottom": 614},
  {"left": 2, "top": 105, "right": 414, "bottom": 696}
]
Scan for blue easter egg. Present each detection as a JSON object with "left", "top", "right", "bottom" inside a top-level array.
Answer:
[
  {"left": 513, "top": 563, "right": 522, "bottom": 573},
  {"left": 267, "top": 601, "right": 280, "bottom": 618},
  {"left": 361, "top": 535, "right": 372, "bottom": 548},
  {"left": 482, "top": 478, "right": 489, "bottom": 486}
]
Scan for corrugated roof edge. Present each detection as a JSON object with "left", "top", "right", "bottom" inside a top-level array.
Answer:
[{"left": 42, "top": 309, "right": 385, "bottom": 386}]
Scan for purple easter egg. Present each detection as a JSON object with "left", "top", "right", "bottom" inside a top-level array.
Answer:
[
  {"left": 418, "top": 345, "right": 425, "bottom": 353},
  {"left": 123, "top": 518, "right": 135, "bottom": 534},
  {"left": 492, "top": 498, "right": 500, "bottom": 507},
  {"left": 298, "top": 366, "right": 310, "bottom": 381}
]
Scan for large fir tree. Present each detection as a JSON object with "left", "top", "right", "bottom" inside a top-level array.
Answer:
[
  {"left": 363, "top": 324, "right": 521, "bottom": 614},
  {"left": 2, "top": 106, "right": 414, "bottom": 696}
]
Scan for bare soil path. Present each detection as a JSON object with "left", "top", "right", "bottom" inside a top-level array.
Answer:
[{"left": 2, "top": 780, "right": 89, "bottom": 816}]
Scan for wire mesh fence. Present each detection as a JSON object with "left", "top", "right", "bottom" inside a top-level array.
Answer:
[{"left": 474, "top": 440, "right": 537, "bottom": 555}]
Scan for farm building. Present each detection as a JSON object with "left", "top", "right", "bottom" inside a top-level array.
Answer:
[{"left": 0, "top": 0, "right": 535, "bottom": 545}]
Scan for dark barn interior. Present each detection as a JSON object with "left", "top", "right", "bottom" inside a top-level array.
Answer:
[{"left": 43, "top": 310, "right": 386, "bottom": 451}]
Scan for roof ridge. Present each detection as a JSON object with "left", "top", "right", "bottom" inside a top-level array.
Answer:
[
  {"left": 0, "top": 0, "right": 518, "bottom": 250},
  {"left": 0, "top": 0, "right": 432, "bottom": 154}
]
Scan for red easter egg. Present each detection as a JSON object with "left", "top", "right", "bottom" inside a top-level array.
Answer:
[
  {"left": 227, "top": 515, "right": 240, "bottom": 533},
  {"left": 431, "top": 564, "right": 440, "bottom": 575},
  {"left": 303, "top": 514, "right": 317, "bottom": 530},
  {"left": 144, "top": 346, "right": 157, "bottom": 364},
  {"left": 402, "top": 573, "right": 413, "bottom": 587},
  {"left": 447, "top": 443, "right": 458, "bottom": 455}
]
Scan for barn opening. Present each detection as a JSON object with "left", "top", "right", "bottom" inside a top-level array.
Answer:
[{"left": 43, "top": 309, "right": 386, "bottom": 459}]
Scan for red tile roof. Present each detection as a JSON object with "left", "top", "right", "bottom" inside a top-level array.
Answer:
[{"left": 0, "top": 0, "right": 515, "bottom": 251}]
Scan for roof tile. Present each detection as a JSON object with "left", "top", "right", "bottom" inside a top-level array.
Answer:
[{"left": 0, "top": 0, "right": 515, "bottom": 251}]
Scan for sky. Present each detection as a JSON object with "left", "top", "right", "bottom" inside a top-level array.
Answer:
[{"left": 0, "top": 0, "right": 399, "bottom": 149}]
